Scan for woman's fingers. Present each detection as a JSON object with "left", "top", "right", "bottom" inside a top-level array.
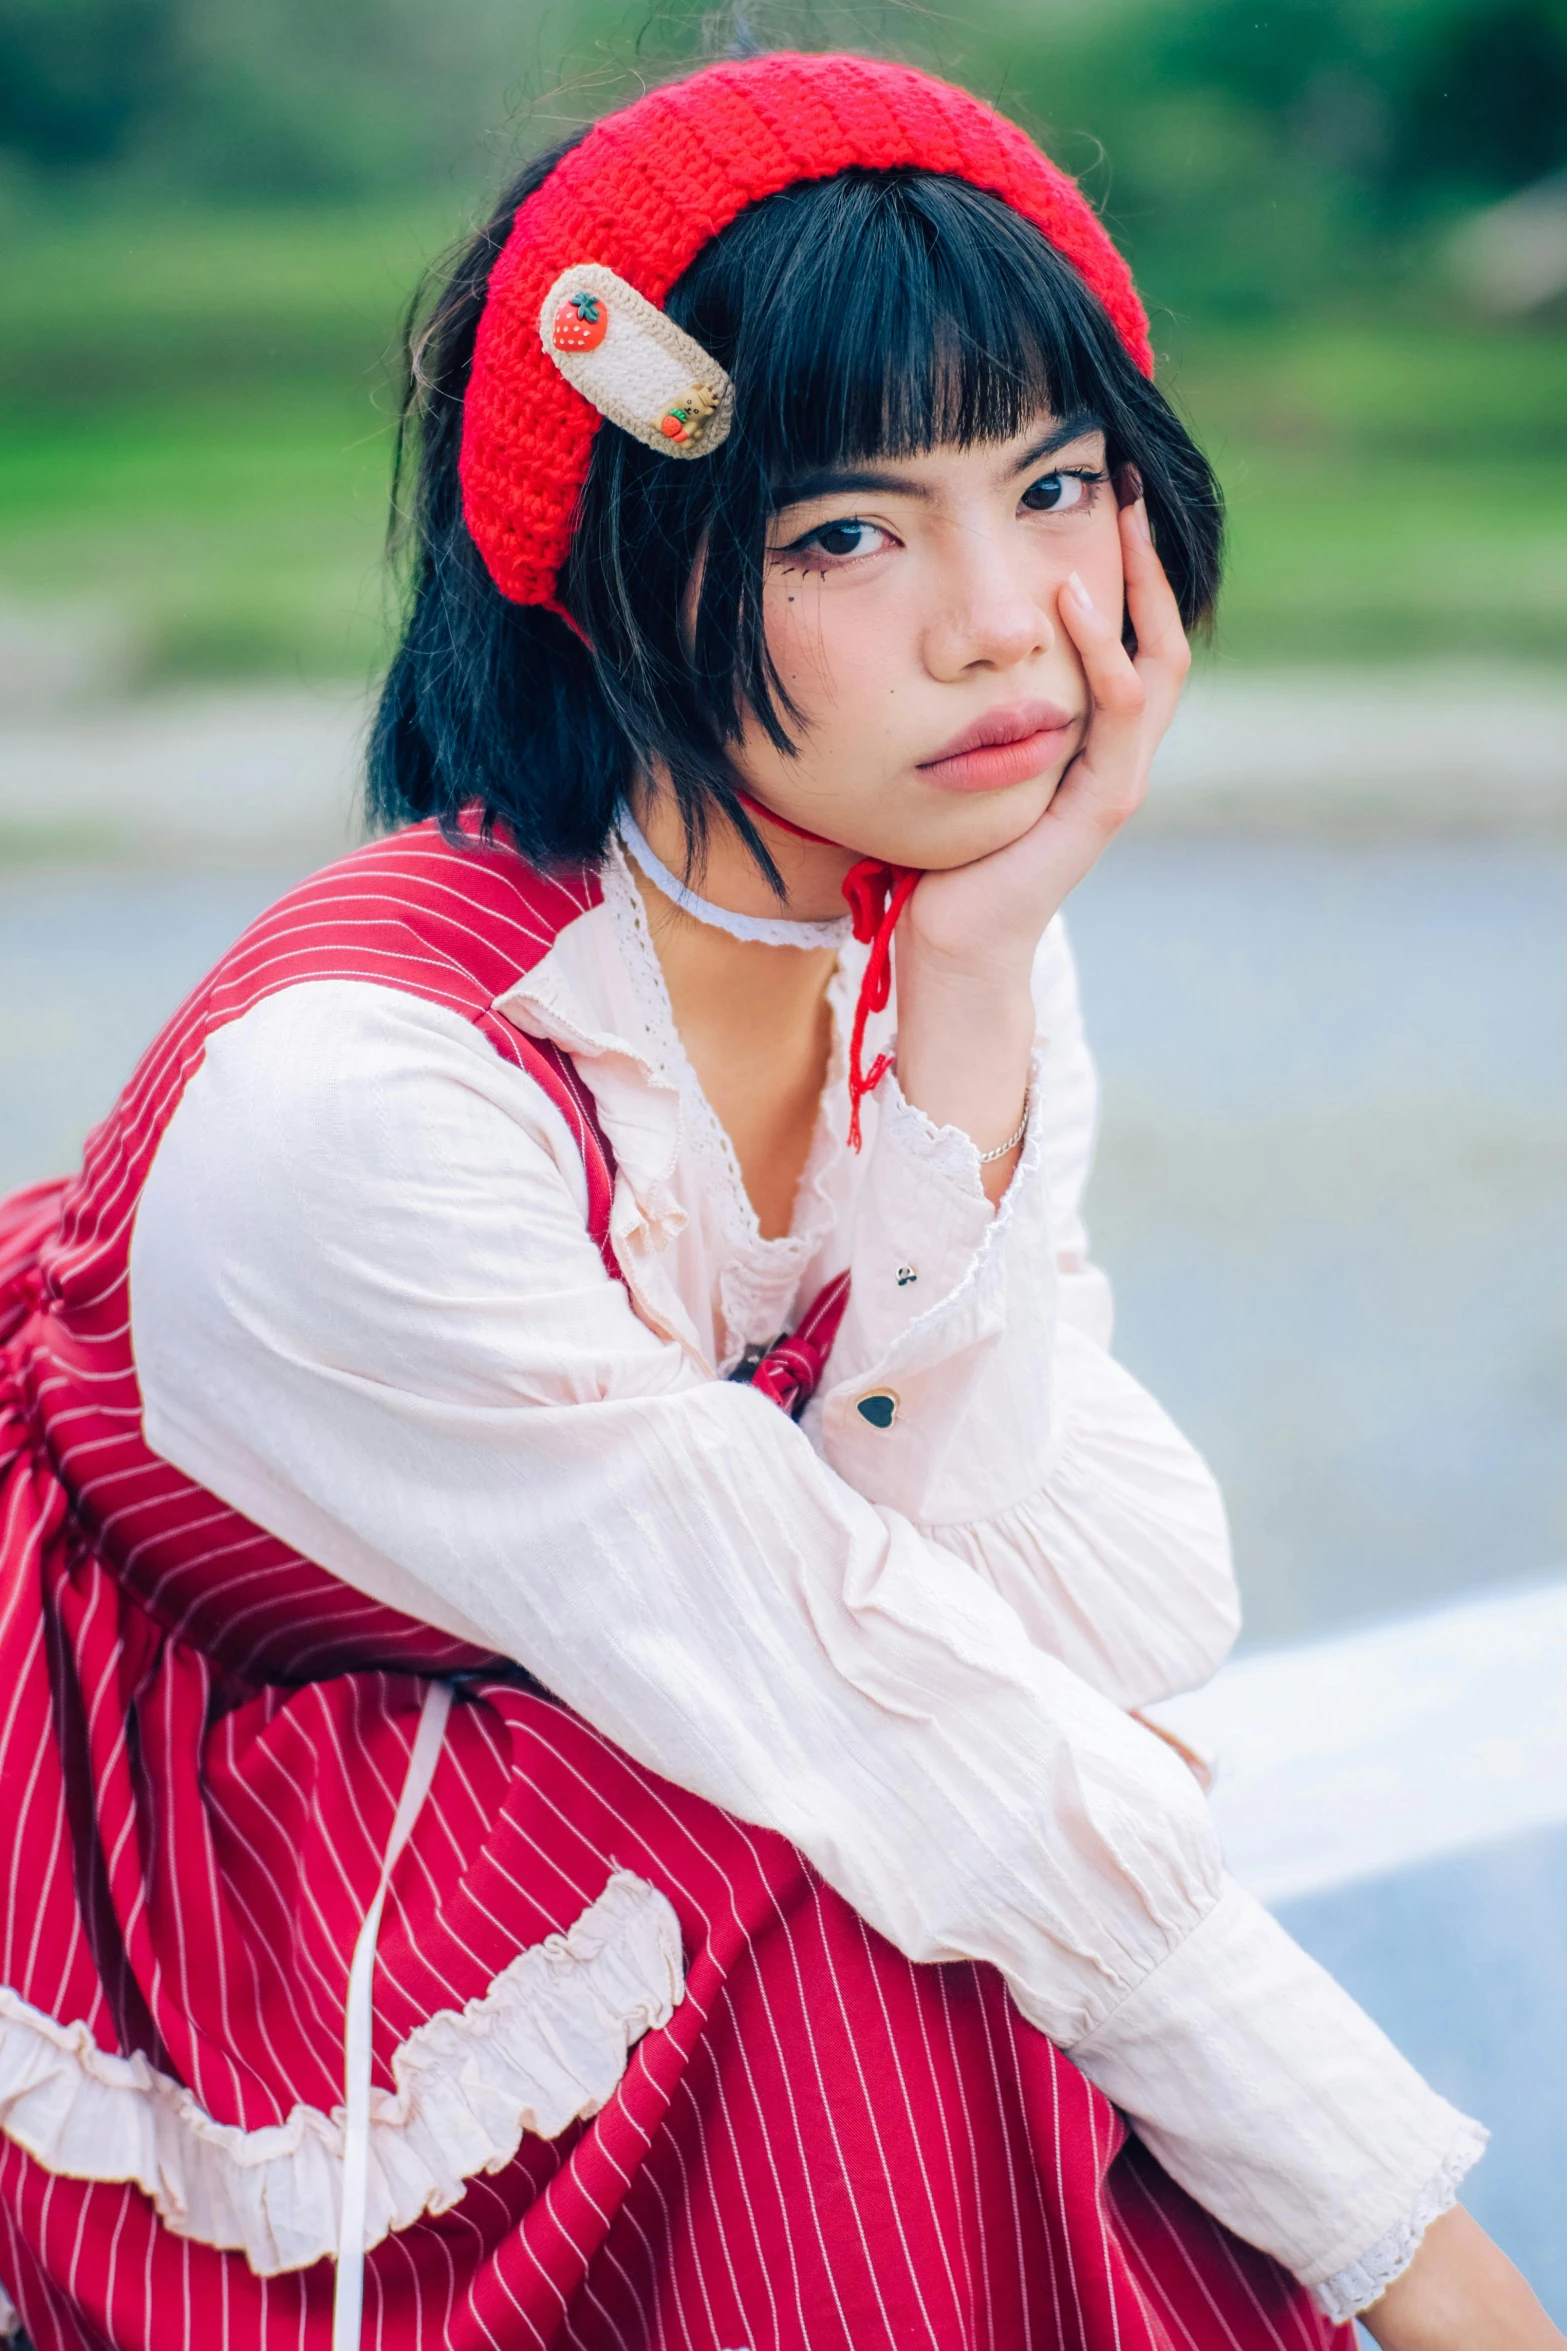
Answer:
[
  {"left": 1053, "top": 569, "right": 1150, "bottom": 835},
  {"left": 1121, "top": 499, "right": 1191, "bottom": 730},
  {"left": 1058, "top": 566, "right": 1143, "bottom": 716},
  {"left": 1052, "top": 500, "right": 1192, "bottom": 828}
]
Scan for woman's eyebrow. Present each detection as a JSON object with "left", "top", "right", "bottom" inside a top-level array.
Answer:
[
  {"left": 1007, "top": 411, "right": 1104, "bottom": 476},
  {"left": 770, "top": 411, "right": 1106, "bottom": 512},
  {"left": 771, "top": 463, "right": 932, "bottom": 509}
]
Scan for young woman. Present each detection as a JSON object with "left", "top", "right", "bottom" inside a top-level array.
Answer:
[{"left": 0, "top": 47, "right": 1557, "bottom": 2351}]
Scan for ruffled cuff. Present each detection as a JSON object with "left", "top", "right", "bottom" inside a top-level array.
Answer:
[
  {"left": 1312, "top": 2119, "right": 1489, "bottom": 2319},
  {"left": 834, "top": 1067, "right": 1010, "bottom": 1363},
  {"left": 815, "top": 1056, "right": 1060, "bottom": 1526},
  {"left": 1066, "top": 1874, "right": 1487, "bottom": 2301}
]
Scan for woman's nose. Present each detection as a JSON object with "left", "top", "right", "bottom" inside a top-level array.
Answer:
[{"left": 922, "top": 538, "right": 1055, "bottom": 678}]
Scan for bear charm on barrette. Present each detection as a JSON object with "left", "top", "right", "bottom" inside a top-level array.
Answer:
[{"left": 658, "top": 385, "right": 719, "bottom": 445}]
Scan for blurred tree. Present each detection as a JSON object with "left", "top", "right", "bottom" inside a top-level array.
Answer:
[
  {"left": 999, "top": 0, "right": 1567, "bottom": 314},
  {"left": 1402, "top": 0, "right": 1567, "bottom": 190},
  {"left": 0, "top": 0, "right": 181, "bottom": 166},
  {"left": 150, "top": 0, "right": 555, "bottom": 197},
  {"left": 2, "top": 0, "right": 1562, "bottom": 316}
]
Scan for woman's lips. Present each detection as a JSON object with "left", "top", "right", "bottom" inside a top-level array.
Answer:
[{"left": 917, "top": 700, "right": 1082, "bottom": 792}]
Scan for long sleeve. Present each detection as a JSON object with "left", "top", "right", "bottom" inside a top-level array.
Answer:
[
  {"left": 127, "top": 976, "right": 1481, "bottom": 2308},
  {"left": 820, "top": 916, "right": 1239, "bottom": 1709}
]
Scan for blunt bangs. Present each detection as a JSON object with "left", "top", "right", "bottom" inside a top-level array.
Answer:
[
  {"left": 679, "top": 170, "right": 1122, "bottom": 479},
  {"left": 370, "top": 150, "right": 1223, "bottom": 876}
]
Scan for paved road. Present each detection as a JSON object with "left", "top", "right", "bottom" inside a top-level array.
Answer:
[
  {"left": 2, "top": 664, "right": 1565, "bottom": 866},
  {"left": 1069, "top": 832, "right": 1567, "bottom": 1644}
]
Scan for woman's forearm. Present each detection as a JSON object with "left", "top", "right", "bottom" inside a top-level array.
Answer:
[
  {"left": 893, "top": 947, "right": 1036, "bottom": 1200},
  {"left": 1363, "top": 2208, "right": 1565, "bottom": 2350}
]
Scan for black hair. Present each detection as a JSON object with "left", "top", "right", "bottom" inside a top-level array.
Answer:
[{"left": 369, "top": 132, "right": 1224, "bottom": 877}]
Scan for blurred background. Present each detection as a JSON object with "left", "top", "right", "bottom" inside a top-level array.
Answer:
[{"left": 1, "top": 0, "right": 1565, "bottom": 2317}]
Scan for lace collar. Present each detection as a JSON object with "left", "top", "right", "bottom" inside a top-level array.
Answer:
[{"left": 597, "top": 839, "right": 859, "bottom": 1364}]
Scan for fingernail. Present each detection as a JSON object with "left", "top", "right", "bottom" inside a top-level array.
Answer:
[
  {"left": 1132, "top": 498, "right": 1152, "bottom": 543},
  {"left": 1067, "top": 571, "right": 1096, "bottom": 613}
]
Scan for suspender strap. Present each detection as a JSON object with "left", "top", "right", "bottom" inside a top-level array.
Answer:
[{"left": 332, "top": 1678, "right": 453, "bottom": 2349}]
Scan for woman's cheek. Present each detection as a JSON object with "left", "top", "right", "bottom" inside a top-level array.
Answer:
[
  {"left": 763, "top": 575, "right": 830, "bottom": 692},
  {"left": 765, "top": 575, "right": 889, "bottom": 708}
]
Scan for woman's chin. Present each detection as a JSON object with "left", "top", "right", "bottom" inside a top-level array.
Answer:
[
  {"left": 738, "top": 762, "right": 1066, "bottom": 876},
  {"left": 894, "top": 769, "right": 1064, "bottom": 870}
]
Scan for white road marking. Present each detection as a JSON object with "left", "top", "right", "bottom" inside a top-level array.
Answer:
[{"left": 1147, "top": 1573, "right": 1567, "bottom": 1905}]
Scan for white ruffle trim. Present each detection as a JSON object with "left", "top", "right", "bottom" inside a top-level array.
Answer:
[
  {"left": 0, "top": 2280, "right": 17, "bottom": 2337},
  {"left": 0, "top": 1868, "right": 683, "bottom": 2277},
  {"left": 1310, "top": 2115, "right": 1490, "bottom": 2320}
]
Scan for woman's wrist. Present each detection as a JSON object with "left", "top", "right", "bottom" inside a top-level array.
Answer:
[{"left": 893, "top": 948, "right": 1036, "bottom": 1199}]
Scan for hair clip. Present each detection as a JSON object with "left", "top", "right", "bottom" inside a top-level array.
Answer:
[{"left": 538, "top": 264, "right": 734, "bottom": 460}]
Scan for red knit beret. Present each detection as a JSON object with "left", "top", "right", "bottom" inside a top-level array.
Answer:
[{"left": 460, "top": 50, "right": 1153, "bottom": 612}]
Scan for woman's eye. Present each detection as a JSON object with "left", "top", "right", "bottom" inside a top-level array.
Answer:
[
  {"left": 790, "top": 518, "right": 890, "bottom": 564},
  {"left": 1020, "top": 470, "right": 1100, "bottom": 514}
]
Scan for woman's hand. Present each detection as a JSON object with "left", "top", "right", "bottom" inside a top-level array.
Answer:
[
  {"left": 905, "top": 494, "right": 1190, "bottom": 983},
  {"left": 1361, "top": 2207, "right": 1566, "bottom": 2351},
  {"left": 895, "top": 497, "right": 1189, "bottom": 1192}
]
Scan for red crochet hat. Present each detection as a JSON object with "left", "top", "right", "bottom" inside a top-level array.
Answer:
[{"left": 460, "top": 50, "right": 1153, "bottom": 612}]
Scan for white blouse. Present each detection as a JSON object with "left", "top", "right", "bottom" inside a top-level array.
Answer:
[{"left": 128, "top": 841, "right": 1482, "bottom": 2318}]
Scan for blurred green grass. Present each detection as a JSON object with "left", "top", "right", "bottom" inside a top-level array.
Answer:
[
  {"left": 1, "top": 203, "right": 1563, "bottom": 683},
  {"left": 0, "top": 204, "right": 445, "bottom": 684},
  {"left": 0, "top": 391, "right": 397, "bottom": 680},
  {"left": 1173, "top": 327, "right": 1567, "bottom": 665}
]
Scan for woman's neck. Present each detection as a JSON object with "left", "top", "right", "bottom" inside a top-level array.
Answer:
[
  {"left": 633, "top": 781, "right": 858, "bottom": 925},
  {"left": 627, "top": 785, "right": 848, "bottom": 1242},
  {"left": 627, "top": 781, "right": 850, "bottom": 1061}
]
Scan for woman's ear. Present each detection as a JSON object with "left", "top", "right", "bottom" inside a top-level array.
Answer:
[{"left": 1113, "top": 461, "right": 1144, "bottom": 511}]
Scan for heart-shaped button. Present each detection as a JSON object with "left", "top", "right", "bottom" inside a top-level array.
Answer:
[{"left": 855, "top": 1391, "right": 898, "bottom": 1430}]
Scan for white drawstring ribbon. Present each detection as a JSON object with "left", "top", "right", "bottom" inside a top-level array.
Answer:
[{"left": 332, "top": 1678, "right": 453, "bottom": 2350}]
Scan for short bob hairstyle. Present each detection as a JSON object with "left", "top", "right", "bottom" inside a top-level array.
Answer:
[{"left": 369, "top": 125, "right": 1224, "bottom": 876}]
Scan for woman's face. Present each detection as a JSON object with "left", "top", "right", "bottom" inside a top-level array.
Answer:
[{"left": 734, "top": 411, "right": 1126, "bottom": 873}]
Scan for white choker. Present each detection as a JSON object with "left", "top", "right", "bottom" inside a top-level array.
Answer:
[{"left": 618, "top": 809, "right": 851, "bottom": 951}]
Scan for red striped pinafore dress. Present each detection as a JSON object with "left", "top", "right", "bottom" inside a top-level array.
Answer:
[{"left": 0, "top": 821, "right": 1347, "bottom": 2350}]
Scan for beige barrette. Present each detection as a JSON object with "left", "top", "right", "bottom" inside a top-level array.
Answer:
[{"left": 538, "top": 263, "right": 734, "bottom": 460}]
